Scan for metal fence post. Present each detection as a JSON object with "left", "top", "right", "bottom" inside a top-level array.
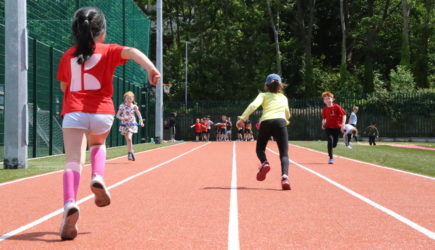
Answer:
[
  {"left": 49, "top": 46, "right": 54, "bottom": 155},
  {"left": 32, "top": 38, "right": 37, "bottom": 157},
  {"left": 4, "top": 0, "right": 28, "bottom": 168}
]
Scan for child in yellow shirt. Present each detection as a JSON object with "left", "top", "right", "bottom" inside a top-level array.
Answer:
[{"left": 237, "top": 74, "right": 291, "bottom": 190}]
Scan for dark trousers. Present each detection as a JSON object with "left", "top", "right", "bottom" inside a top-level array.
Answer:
[
  {"left": 369, "top": 136, "right": 376, "bottom": 145},
  {"left": 256, "top": 119, "right": 289, "bottom": 176},
  {"left": 345, "top": 134, "right": 352, "bottom": 146},
  {"left": 325, "top": 128, "right": 340, "bottom": 159},
  {"left": 350, "top": 124, "right": 358, "bottom": 142}
]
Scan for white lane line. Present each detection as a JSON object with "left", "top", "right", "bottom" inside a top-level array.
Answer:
[
  {"left": 228, "top": 142, "right": 240, "bottom": 250},
  {"left": 0, "top": 143, "right": 185, "bottom": 187},
  {"left": 0, "top": 142, "right": 210, "bottom": 242},
  {"left": 267, "top": 147, "right": 435, "bottom": 240},
  {"left": 289, "top": 143, "right": 435, "bottom": 181}
]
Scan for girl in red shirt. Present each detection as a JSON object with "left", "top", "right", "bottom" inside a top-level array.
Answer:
[
  {"left": 190, "top": 118, "right": 202, "bottom": 141},
  {"left": 321, "top": 91, "right": 346, "bottom": 164},
  {"left": 57, "top": 7, "right": 160, "bottom": 240},
  {"left": 201, "top": 118, "right": 209, "bottom": 141}
]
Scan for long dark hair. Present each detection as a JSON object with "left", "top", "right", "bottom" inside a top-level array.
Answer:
[
  {"left": 265, "top": 80, "right": 287, "bottom": 93},
  {"left": 72, "top": 7, "right": 106, "bottom": 64}
]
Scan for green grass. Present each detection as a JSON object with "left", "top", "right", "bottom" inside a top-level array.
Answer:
[
  {"left": 0, "top": 143, "right": 178, "bottom": 183},
  {"left": 290, "top": 141, "right": 435, "bottom": 177}
]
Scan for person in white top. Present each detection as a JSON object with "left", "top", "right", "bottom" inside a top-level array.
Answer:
[
  {"left": 343, "top": 124, "right": 358, "bottom": 149},
  {"left": 349, "top": 106, "right": 359, "bottom": 142}
]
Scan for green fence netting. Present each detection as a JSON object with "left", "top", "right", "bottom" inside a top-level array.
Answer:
[
  {"left": 162, "top": 91, "right": 435, "bottom": 141},
  {"left": 0, "top": 0, "right": 151, "bottom": 160}
]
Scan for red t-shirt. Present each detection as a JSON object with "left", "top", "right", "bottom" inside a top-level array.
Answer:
[
  {"left": 201, "top": 122, "right": 208, "bottom": 132},
  {"left": 192, "top": 123, "right": 202, "bottom": 133},
  {"left": 57, "top": 43, "right": 127, "bottom": 118},
  {"left": 322, "top": 104, "right": 346, "bottom": 128}
]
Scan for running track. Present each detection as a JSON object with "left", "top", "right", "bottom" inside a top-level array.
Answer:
[{"left": 0, "top": 142, "right": 434, "bottom": 249}]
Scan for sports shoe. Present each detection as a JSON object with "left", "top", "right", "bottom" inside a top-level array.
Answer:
[
  {"left": 328, "top": 159, "right": 334, "bottom": 164},
  {"left": 128, "top": 152, "right": 133, "bottom": 161},
  {"left": 346, "top": 145, "right": 352, "bottom": 149},
  {"left": 131, "top": 152, "right": 136, "bottom": 161},
  {"left": 256, "top": 161, "right": 271, "bottom": 181},
  {"left": 60, "top": 201, "right": 80, "bottom": 240},
  {"left": 281, "top": 177, "right": 291, "bottom": 190},
  {"left": 90, "top": 174, "right": 111, "bottom": 207}
]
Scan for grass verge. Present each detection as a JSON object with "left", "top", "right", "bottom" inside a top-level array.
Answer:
[
  {"left": 290, "top": 141, "right": 435, "bottom": 177},
  {"left": 0, "top": 143, "right": 178, "bottom": 183}
]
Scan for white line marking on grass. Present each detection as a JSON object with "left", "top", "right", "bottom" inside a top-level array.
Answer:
[
  {"left": 267, "top": 147, "right": 435, "bottom": 240},
  {"left": 0, "top": 142, "right": 209, "bottom": 242},
  {"left": 228, "top": 142, "right": 240, "bottom": 250},
  {"left": 0, "top": 143, "right": 185, "bottom": 187},
  {"left": 289, "top": 143, "right": 435, "bottom": 181}
]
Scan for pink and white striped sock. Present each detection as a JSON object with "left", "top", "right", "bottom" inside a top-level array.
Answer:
[
  {"left": 90, "top": 144, "right": 106, "bottom": 177},
  {"left": 63, "top": 161, "right": 82, "bottom": 205}
]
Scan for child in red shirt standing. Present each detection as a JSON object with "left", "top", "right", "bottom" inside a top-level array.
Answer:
[
  {"left": 191, "top": 118, "right": 202, "bottom": 141},
  {"left": 57, "top": 7, "right": 160, "bottom": 240},
  {"left": 201, "top": 118, "right": 209, "bottom": 141},
  {"left": 321, "top": 91, "right": 346, "bottom": 164}
]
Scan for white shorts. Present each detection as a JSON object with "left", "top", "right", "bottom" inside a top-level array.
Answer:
[{"left": 63, "top": 112, "right": 114, "bottom": 135}]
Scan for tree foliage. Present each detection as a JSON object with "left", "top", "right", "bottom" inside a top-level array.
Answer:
[{"left": 135, "top": 0, "right": 434, "bottom": 101}]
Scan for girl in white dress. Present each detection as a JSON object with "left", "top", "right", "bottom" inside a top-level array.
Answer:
[{"left": 116, "top": 91, "right": 144, "bottom": 160}]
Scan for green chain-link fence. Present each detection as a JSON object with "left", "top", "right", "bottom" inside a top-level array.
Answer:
[
  {"left": 163, "top": 91, "right": 435, "bottom": 141},
  {"left": 0, "top": 0, "right": 151, "bottom": 160}
]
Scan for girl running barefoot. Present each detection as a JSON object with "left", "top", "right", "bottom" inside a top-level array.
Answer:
[
  {"left": 321, "top": 91, "right": 346, "bottom": 164},
  {"left": 57, "top": 7, "right": 160, "bottom": 240},
  {"left": 116, "top": 91, "right": 144, "bottom": 161},
  {"left": 237, "top": 74, "right": 291, "bottom": 190}
]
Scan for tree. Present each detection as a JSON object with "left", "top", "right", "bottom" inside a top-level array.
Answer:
[
  {"left": 400, "top": 0, "right": 411, "bottom": 66},
  {"left": 266, "top": 0, "right": 282, "bottom": 75},
  {"left": 339, "top": 0, "right": 347, "bottom": 85}
]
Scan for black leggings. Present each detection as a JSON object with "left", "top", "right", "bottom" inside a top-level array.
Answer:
[
  {"left": 325, "top": 128, "right": 340, "bottom": 159},
  {"left": 256, "top": 119, "right": 289, "bottom": 176},
  {"left": 369, "top": 136, "right": 377, "bottom": 145}
]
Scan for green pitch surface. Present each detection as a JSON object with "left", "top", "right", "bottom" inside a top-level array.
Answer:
[
  {"left": 0, "top": 143, "right": 178, "bottom": 183},
  {"left": 291, "top": 141, "right": 435, "bottom": 177}
]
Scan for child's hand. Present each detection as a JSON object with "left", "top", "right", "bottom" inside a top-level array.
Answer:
[
  {"left": 148, "top": 68, "right": 161, "bottom": 86},
  {"left": 236, "top": 120, "right": 244, "bottom": 129}
]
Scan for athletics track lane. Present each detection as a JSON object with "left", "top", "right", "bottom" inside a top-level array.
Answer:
[
  {"left": 0, "top": 142, "right": 233, "bottom": 249},
  {"left": 0, "top": 143, "right": 200, "bottom": 238},
  {"left": 237, "top": 141, "right": 434, "bottom": 249},
  {"left": 284, "top": 143, "right": 435, "bottom": 231}
]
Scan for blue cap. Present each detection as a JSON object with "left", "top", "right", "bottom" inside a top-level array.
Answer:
[{"left": 265, "top": 74, "right": 281, "bottom": 85}]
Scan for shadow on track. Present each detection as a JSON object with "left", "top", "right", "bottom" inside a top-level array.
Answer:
[
  {"left": 5, "top": 231, "right": 91, "bottom": 242},
  {"left": 202, "top": 186, "right": 284, "bottom": 191}
]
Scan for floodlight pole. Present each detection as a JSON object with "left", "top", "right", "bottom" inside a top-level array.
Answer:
[
  {"left": 184, "top": 41, "right": 191, "bottom": 107},
  {"left": 155, "top": 0, "right": 163, "bottom": 143},
  {"left": 4, "top": 0, "right": 28, "bottom": 169}
]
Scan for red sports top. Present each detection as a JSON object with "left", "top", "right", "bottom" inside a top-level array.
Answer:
[
  {"left": 192, "top": 123, "right": 202, "bottom": 133},
  {"left": 322, "top": 104, "right": 346, "bottom": 128},
  {"left": 201, "top": 122, "right": 208, "bottom": 132},
  {"left": 57, "top": 43, "right": 127, "bottom": 118}
]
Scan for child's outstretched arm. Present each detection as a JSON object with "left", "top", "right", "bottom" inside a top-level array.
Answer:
[
  {"left": 134, "top": 106, "right": 144, "bottom": 127},
  {"left": 240, "top": 93, "right": 264, "bottom": 121},
  {"left": 121, "top": 47, "right": 160, "bottom": 85}
]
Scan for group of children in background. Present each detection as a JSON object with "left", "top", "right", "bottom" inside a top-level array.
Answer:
[
  {"left": 189, "top": 115, "right": 255, "bottom": 141},
  {"left": 322, "top": 93, "right": 380, "bottom": 163}
]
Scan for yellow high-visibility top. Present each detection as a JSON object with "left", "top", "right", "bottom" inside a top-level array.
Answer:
[{"left": 240, "top": 92, "right": 290, "bottom": 124}]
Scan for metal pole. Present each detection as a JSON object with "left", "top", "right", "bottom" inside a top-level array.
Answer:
[
  {"left": 155, "top": 0, "right": 163, "bottom": 143},
  {"left": 4, "top": 0, "right": 28, "bottom": 168},
  {"left": 184, "top": 41, "right": 190, "bottom": 107}
]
